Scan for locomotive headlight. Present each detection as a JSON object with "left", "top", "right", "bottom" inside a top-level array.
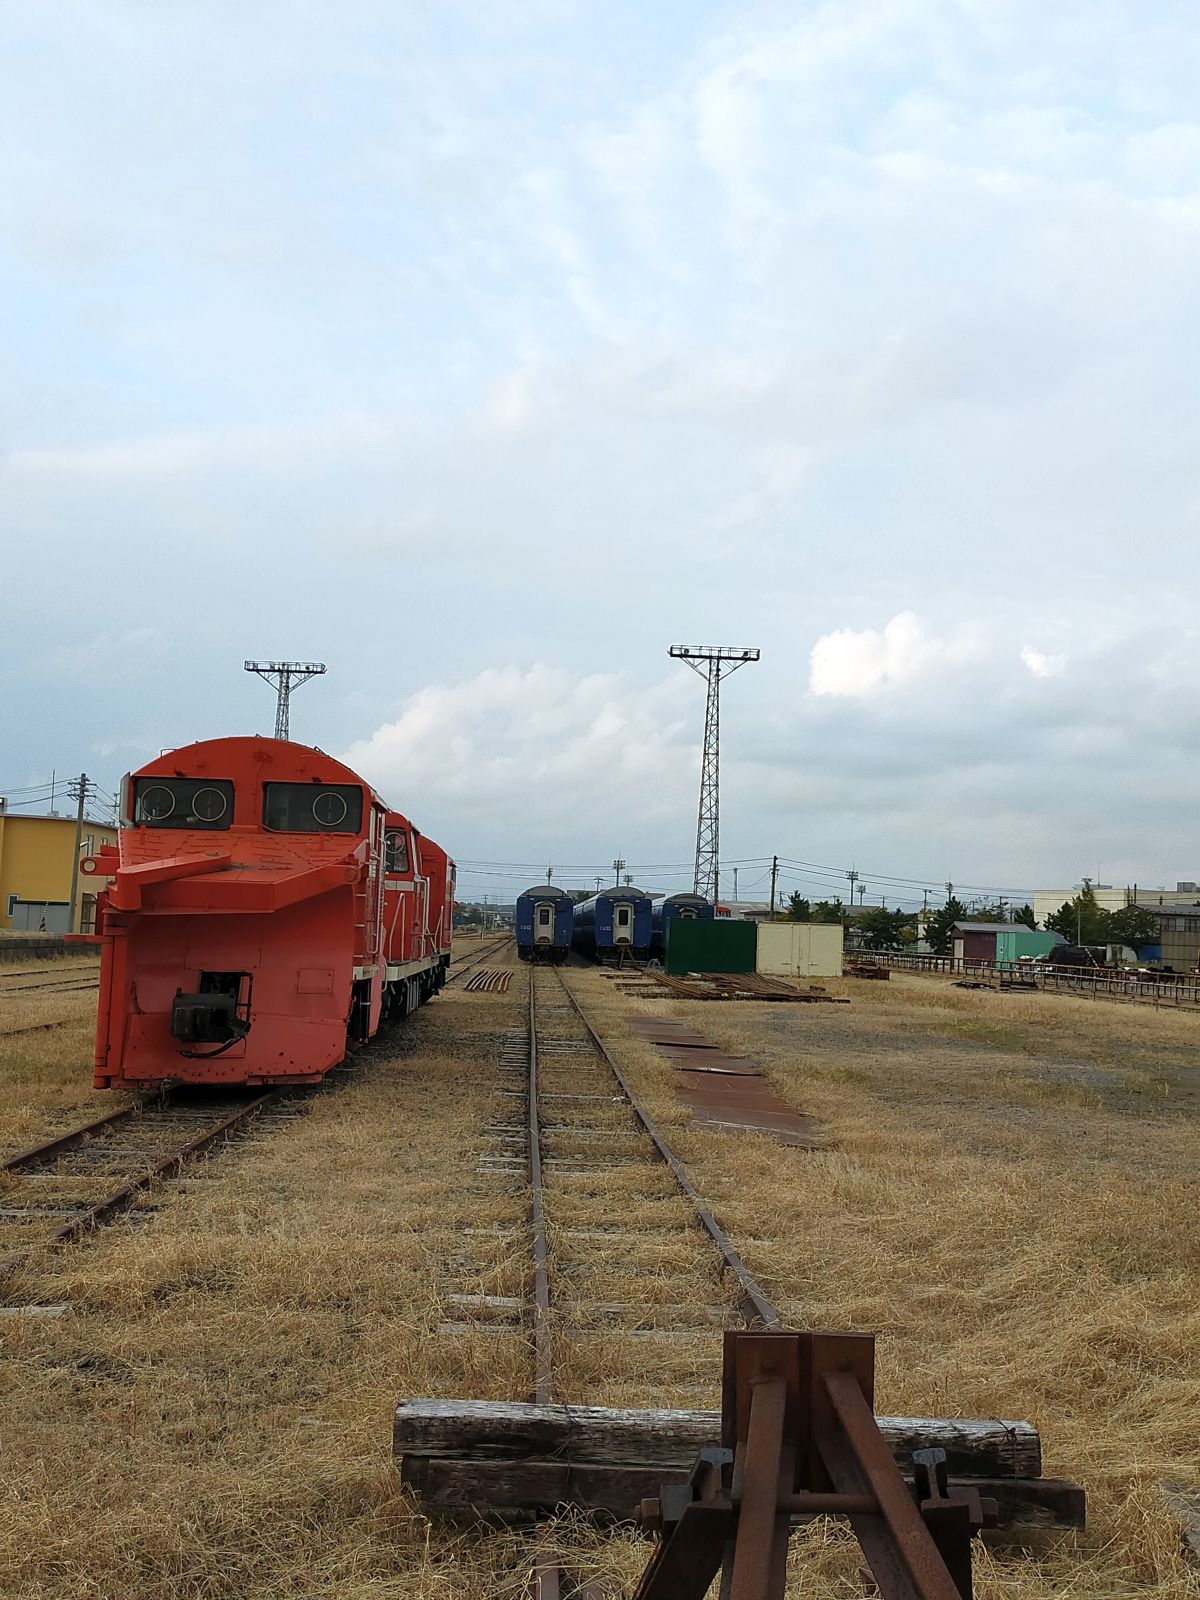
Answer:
[
  {"left": 138, "top": 784, "right": 175, "bottom": 822},
  {"left": 312, "top": 791, "right": 348, "bottom": 828},
  {"left": 192, "top": 787, "right": 229, "bottom": 823}
]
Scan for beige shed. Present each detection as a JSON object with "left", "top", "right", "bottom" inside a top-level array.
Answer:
[{"left": 756, "top": 921, "right": 844, "bottom": 979}]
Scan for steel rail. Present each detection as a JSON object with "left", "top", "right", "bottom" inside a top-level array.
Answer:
[
  {"left": 0, "top": 1091, "right": 282, "bottom": 1279},
  {"left": 0, "top": 1015, "right": 89, "bottom": 1040},
  {"left": 444, "top": 935, "right": 512, "bottom": 986},
  {"left": 554, "top": 967, "right": 781, "bottom": 1331},
  {"left": 525, "top": 966, "right": 565, "bottom": 1600},
  {"left": 1, "top": 1100, "right": 150, "bottom": 1173},
  {"left": 526, "top": 969, "right": 554, "bottom": 1405},
  {"left": 0, "top": 979, "right": 99, "bottom": 996},
  {"left": 0, "top": 963, "right": 100, "bottom": 980}
]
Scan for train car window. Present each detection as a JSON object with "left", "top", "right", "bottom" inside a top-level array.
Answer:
[
  {"left": 262, "top": 783, "right": 364, "bottom": 834},
  {"left": 384, "top": 831, "right": 410, "bottom": 873},
  {"left": 133, "top": 777, "right": 234, "bottom": 830}
]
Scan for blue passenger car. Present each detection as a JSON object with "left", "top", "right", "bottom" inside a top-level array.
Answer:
[
  {"left": 649, "top": 892, "right": 714, "bottom": 960},
  {"left": 571, "top": 886, "right": 653, "bottom": 962},
  {"left": 515, "top": 885, "right": 573, "bottom": 963}
]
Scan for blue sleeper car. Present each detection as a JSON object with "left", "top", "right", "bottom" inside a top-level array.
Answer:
[
  {"left": 571, "top": 887, "right": 653, "bottom": 962},
  {"left": 515, "top": 885, "right": 573, "bottom": 963}
]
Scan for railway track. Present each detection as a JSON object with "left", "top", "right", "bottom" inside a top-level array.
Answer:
[
  {"left": 0, "top": 949, "right": 492, "bottom": 1267},
  {"left": 404, "top": 963, "right": 1085, "bottom": 1598},
  {"left": 0, "top": 963, "right": 100, "bottom": 999},
  {"left": 444, "top": 934, "right": 512, "bottom": 985},
  {"left": 0, "top": 1089, "right": 299, "bottom": 1287},
  {"left": 442, "top": 961, "right": 778, "bottom": 1594}
]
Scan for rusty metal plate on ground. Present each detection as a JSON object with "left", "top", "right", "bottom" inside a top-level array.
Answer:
[
  {"left": 627, "top": 1020, "right": 712, "bottom": 1043},
  {"left": 655, "top": 1050, "right": 761, "bottom": 1075},
  {"left": 628, "top": 1016, "right": 822, "bottom": 1147},
  {"left": 674, "top": 1071, "right": 822, "bottom": 1146}
]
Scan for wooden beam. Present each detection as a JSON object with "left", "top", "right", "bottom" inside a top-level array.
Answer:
[
  {"left": 394, "top": 1397, "right": 1043, "bottom": 1480},
  {"left": 402, "top": 1455, "right": 1084, "bottom": 1534}
]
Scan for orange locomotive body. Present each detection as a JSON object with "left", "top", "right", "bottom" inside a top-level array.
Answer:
[
  {"left": 82, "top": 737, "right": 453, "bottom": 1090},
  {"left": 416, "top": 834, "right": 456, "bottom": 967}
]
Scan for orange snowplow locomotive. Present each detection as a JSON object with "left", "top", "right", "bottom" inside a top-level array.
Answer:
[{"left": 79, "top": 736, "right": 454, "bottom": 1090}]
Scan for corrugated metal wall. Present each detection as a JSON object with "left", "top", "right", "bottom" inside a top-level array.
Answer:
[
  {"left": 994, "top": 929, "right": 1058, "bottom": 964},
  {"left": 665, "top": 918, "right": 757, "bottom": 975}
]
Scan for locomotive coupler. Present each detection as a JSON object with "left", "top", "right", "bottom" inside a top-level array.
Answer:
[{"left": 171, "top": 972, "right": 252, "bottom": 1047}]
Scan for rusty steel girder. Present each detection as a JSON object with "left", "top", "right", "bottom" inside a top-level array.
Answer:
[{"left": 632, "top": 1331, "right": 994, "bottom": 1600}]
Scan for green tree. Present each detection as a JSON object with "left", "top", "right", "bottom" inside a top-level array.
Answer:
[
  {"left": 1012, "top": 904, "right": 1036, "bottom": 929},
  {"left": 968, "top": 903, "right": 1009, "bottom": 924},
  {"left": 924, "top": 896, "right": 968, "bottom": 956},
  {"left": 857, "top": 907, "right": 916, "bottom": 950},
  {"left": 784, "top": 893, "right": 812, "bottom": 922},
  {"left": 1105, "top": 906, "right": 1160, "bottom": 950},
  {"left": 1044, "top": 882, "right": 1109, "bottom": 945},
  {"left": 809, "top": 898, "right": 846, "bottom": 925}
]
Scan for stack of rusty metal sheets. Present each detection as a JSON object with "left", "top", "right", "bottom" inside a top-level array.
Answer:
[
  {"left": 627, "top": 1017, "right": 822, "bottom": 1148},
  {"left": 650, "top": 972, "right": 850, "bottom": 1002},
  {"left": 463, "top": 969, "right": 512, "bottom": 993}
]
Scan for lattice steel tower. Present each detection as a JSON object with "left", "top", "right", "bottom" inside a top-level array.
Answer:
[
  {"left": 244, "top": 660, "right": 327, "bottom": 740},
  {"left": 670, "top": 644, "right": 760, "bottom": 903}
]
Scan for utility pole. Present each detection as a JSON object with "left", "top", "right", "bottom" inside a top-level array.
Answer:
[
  {"left": 670, "top": 644, "right": 760, "bottom": 903},
  {"left": 945, "top": 880, "right": 954, "bottom": 903},
  {"left": 244, "top": 660, "right": 327, "bottom": 741},
  {"left": 769, "top": 855, "right": 779, "bottom": 920},
  {"left": 847, "top": 868, "right": 859, "bottom": 910},
  {"left": 594, "top": 876, "right": 603, "bottom": 894},
  {"left": 732, "top": 866, "right": 739, "bottom": 901},
  {"left": 67, "top": 773, "right": 89, "bottom": 934},
  {"left": 612, "top": 856, "right": 625, "bottom": 887},
  {"left": 546, "top": 865, "right": 554, "bottom": 885}
]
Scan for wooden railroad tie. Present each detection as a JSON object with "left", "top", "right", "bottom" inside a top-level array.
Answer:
[{"left": 395, "top": 1386, "right": 1084, "bottom": 1544}]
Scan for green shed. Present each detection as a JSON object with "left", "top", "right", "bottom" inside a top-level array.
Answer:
[
  {"left": 994, "top": 928, "right": 1058, "bottom": 965},
  {"left": 665, "top": 917, "right": 757, "bottom": 975}
]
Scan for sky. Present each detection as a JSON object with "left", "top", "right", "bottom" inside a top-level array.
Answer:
[{"left": 4, "top": 0, "right": 1200, "bottom": 909}]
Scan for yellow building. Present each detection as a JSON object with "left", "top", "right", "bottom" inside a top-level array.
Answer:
[{"left": 0, "top": 807, "right": 117, "bottom": 934}]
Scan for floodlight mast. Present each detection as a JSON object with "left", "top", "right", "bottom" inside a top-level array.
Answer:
[
  {"left": 243, "top": 660, "right": 327, "bottom": 740},
  {"left": 669, "top": 645, "right": 760, "bottom": 904}
]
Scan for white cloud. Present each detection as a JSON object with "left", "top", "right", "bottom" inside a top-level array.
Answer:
[
  {"left": 1021, "top": 646, "right": 1067, "bottom": 678},
  {"left": 340, "top": 664, "right": 696, "bottom": 847},
  {"left": 808, "top": 612, "right": 978, "bottom": 697}
]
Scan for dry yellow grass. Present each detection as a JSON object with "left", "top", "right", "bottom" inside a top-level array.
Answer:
[
  {"left": 571, "top": 966, "right": 1200, "bottom": 1597},
  {"left": 0, "top": 949, "right": 1196, "bottom": 1596},
  {"left": 0, "top": 955, "right": 113, "bottom": 1143}
]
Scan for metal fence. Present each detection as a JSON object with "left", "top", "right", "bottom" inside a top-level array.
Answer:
[{"left": 858, "top": 949, "right": 1200, "bottom": 1009}]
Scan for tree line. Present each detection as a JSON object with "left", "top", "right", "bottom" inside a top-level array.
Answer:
[{"left": 781, "top": 883, "right": 1158, "bottom": 956}]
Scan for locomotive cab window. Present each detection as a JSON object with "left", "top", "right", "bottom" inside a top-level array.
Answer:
[
  {"left": 262, "top": 783, "right": 363, "bottom": 834},
  {"left": 538, "top": 906, "right": 552, "bottom": 927},
  {"left": 616, "top": 906, "right": 631, "bottom": 928},
  {"left": 133, "top": 777, "right": 234, "bottom": 830},
  {"left": 385, "top": 831, "right": 410, "bottom": 873}
]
